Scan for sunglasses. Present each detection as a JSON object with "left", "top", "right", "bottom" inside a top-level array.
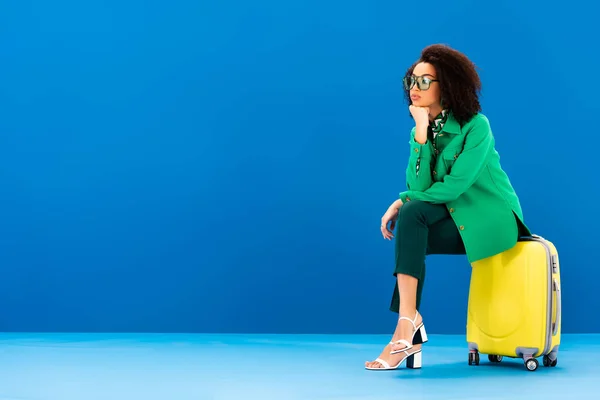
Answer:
[{"left": 403, "top": 75, "right": 439, "bottom": 91}]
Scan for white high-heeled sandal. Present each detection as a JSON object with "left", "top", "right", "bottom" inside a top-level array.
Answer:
[{"left": 389, "top": 311, "right": 428, "bottom": 355}]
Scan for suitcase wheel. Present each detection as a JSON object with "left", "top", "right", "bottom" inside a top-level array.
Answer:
[
  {"left": 524, "top": 358, "right": 539, "bottom": 371},
  {"left": 468, "top": 351, "right": 480, "bottom": 366},
  {"left": 543, "top": 354, "right": 558, "bottom": 367},
  {"left": 488, "top": 355, "right": 503, "bottom": 363}
]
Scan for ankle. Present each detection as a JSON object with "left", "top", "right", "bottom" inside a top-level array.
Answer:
[
  {"left": 399, "top": 308, "right": 416, "bottom": 317},
  {"left": 391, "top": 312, "right": 428, "bottom": 348},
  {"left": 399, "top": 310, "right": 423, "bottom": 324}
]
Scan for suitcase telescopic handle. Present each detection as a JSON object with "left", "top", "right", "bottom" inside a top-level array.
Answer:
[{"left": 552, "top": 279, "right": 561, "bottom": 336}]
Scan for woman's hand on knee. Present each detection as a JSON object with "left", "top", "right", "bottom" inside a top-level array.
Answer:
[{"left": 380, "top": 200, "right": 403, "bottom": 240}]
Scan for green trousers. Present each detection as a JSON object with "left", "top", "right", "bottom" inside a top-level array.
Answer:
[
  {"left": 389, "top": 200, "right": 467, "bottom": 313},
  {"left": 389, "top": 200, "right": 527, "bottom": 313}
]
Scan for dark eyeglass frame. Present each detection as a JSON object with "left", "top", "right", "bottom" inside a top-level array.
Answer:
[{"left": 403, "top": 75, "right": 439, "bottom": 91}]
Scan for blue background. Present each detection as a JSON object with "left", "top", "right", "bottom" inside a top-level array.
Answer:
[{"left": 0, "top": 0, "right": 597, "bottom": 334}]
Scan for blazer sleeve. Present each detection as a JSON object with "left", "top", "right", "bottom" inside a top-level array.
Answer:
[
  {"left": 405, "top": 127, "right": 435, "bottom": 192},
  {"left": 399, "top": 115, "right": 493, "bottom": 204}
]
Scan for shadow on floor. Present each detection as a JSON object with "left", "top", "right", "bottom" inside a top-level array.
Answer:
[{"left": 392, "top": 358, "right": 562, "bottom": 380}]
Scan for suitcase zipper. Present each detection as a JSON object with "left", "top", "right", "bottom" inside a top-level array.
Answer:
[{"left": 552, "top": 278, "right": 561, "bottom": 336}]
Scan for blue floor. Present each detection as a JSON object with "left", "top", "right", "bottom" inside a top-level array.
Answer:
[{"left": 0, "top": 333, "right": 597, "bottom": 399}]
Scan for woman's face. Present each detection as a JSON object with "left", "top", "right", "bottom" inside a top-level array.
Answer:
[{"left": 407, "top": 62, "right": 441, "bottom": 108}]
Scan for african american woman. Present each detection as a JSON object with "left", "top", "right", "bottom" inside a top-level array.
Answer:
[{"left": 365, "top": 44, "right": 530, "bottom": 371}]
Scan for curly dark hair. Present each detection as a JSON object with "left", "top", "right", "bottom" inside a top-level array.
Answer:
[{"left": 404, "top": 44, "right": 482, "bottom": 126}]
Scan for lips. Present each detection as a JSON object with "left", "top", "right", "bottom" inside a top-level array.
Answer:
[{"left": 411, "top": 95, "right": 421, "bottom": 101}]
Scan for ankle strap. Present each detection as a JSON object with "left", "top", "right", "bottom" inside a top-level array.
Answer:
[{"left": 399, "top": 311, "right": 420, "bottom": 329}]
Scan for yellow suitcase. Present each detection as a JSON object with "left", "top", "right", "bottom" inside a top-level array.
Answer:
[{"left": 466, "top": 234, "right": 561, "bottom": 371}]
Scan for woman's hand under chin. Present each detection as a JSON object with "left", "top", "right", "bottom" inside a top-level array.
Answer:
[
  {"left": 409, "top": 105, "right": 430, "bottom": 127},
  {"left": 410, "top": 105, "right": 431, "bottom": 144}
]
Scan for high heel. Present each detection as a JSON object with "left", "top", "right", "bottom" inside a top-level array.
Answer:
[
  {"left": 406, "top": 351, "right": 422, "bottom": 369},
  {"left": 390, "top": 311, "right": 427, "bottom": 355}
]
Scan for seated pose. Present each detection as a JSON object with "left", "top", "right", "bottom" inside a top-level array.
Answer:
[{"left": 365, "top": 44, "right": 530, "bottom": 371}]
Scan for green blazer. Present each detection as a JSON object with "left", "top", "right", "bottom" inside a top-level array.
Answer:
[{"left": 399, "top": 112, "right": 530, "bottom": 263}]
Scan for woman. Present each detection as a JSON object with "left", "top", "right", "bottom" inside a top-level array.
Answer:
[{"left": 365, "top": 44, "right": 530, "bottom": 371}]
